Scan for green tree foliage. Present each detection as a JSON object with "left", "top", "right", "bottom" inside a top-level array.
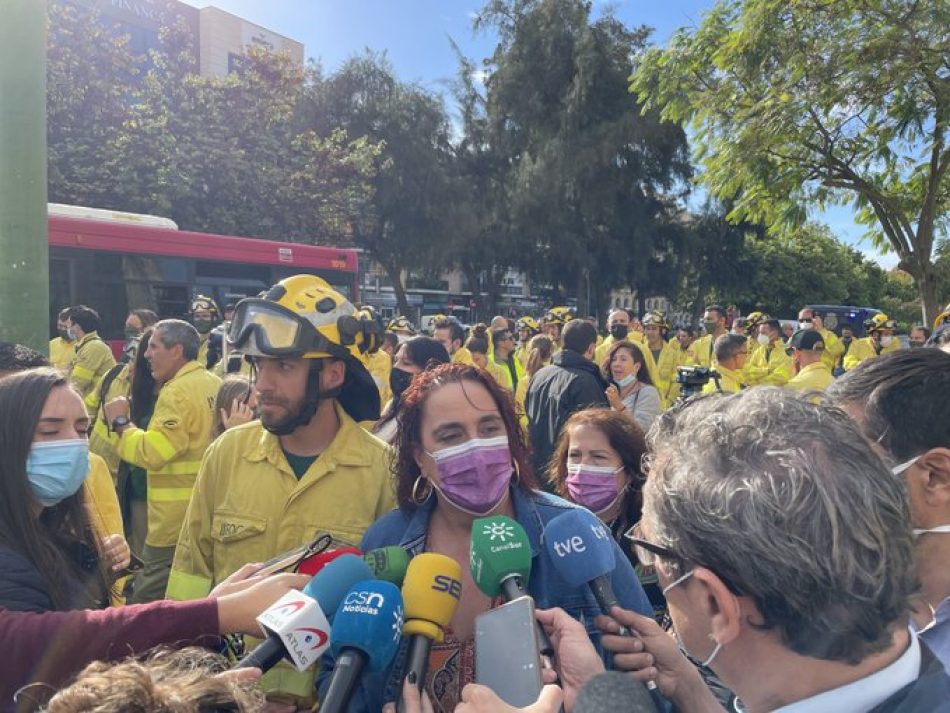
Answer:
[
  {"left": 307, "top": 52, "right": 453, "bottom": 315},
  {"left": 47, "top": 5, "right": 378, "bottom": 247},
  {"left": 475, "top": 0, "right": 691, "bottom": 315},
  {"left": 631, "top": 0, "right": 949, "bottom": 324}
]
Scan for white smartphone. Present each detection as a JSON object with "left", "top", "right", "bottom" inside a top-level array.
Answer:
[{"left": 475, "top": 596, "right": 543, "bottom": 707}]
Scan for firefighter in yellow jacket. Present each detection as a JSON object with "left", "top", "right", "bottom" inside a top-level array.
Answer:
[
  {"left": 744, "top": 318, "right": 794, "bottom": 386},
  {"left": 641, "top": 311, "right": 682, "bottom": 408},
  {"left": 65, "top": 306, "right": 116, "bottom": 410},
  {"left": 166, "top": 276, "right": 395, "bottom": 707},
  {"left": 843, "top": 314, "right": 902, "bottom": 371},
  {"left": 103, "top": 319, "right": 221, "bottom": 604}
]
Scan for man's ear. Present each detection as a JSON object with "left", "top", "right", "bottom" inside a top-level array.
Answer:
[
  {"left": 691, "top": 567, "right": 743, "bottom": 646},
  {"left": 321, "top": 359, "right": 347, "bottom": 391}
]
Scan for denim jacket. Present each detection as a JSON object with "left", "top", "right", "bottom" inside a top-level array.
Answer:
[{"left": 318, "top": 486, "right": 653, "bottom": 712}]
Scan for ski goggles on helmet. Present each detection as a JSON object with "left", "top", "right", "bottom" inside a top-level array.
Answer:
[{"left": 227, "top": 299, "right": 348, "bottom": 359}]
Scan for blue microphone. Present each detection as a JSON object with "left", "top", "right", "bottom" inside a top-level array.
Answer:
[
  {"left": 235, "top": 553, "right": 373, "bottom": 672},
  {"left": 543, "top": 508, "right": 621, "bottom": 616},
  {"left": 320, "top": 579, "right": 405, "bottom": 713}
]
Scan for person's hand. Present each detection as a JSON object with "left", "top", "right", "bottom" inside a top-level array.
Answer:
[
  {"left": 103, "top": 396, "right": 131, "bottom": 424},
  {"left": 605, "top": 385, "right": 623, "bottom": 410},
  {"left": 100, "top": 533, "right": 131, "bottom": 572},
  {"left": 536, "top": 608, "right": 604, "bottom": 711},
  {"left": 382, "top": 677, "right": 434, "bottom": 713},
  {"left": 221, "top": 397, "right": 255, "bottom": 431},
  {"left": 456, "top": 683, "right": 563, "bottom": 713},
  {"left": 215, "top": 572, "right": 311, "bottom": 636},
  {"left": 597, "top": 606, "right": 716, "bottom": 710},
  {"left": 209, "top": 562, "right": 266, "bottom": 597}
]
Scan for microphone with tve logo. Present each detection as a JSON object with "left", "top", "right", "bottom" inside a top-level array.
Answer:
[
  {"left": 543, "top": 508, "right": 629, "bottom": 632},
  {"left": 363, "top": 546, "right": 410, "bottom": 586},
  {"left": 234, "top": 553, "right": 373, "bottom": 672},
  {"left": 396, "top": 553, "right": 462, "bottom": 713},
  {"left": 470, "top": 515, "right": 556, "bottom": 666},
  {"left": 319, "top": 580, "right": 404, "bottom": 713}
]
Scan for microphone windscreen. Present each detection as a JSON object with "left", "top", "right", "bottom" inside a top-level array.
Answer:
[
  {"left": 542, "top": 508, "right": 615, "bottom": 587},
  {"left": 298, "top": 546, "right": 362, "bottom": 576},
  {"left": 401, "top": 553, "right": 462, "bottom": 638},
  {"left": 331, "top": 579, "right": 404, "bottom": 672},
  {"left": 303, "top": 553, "right": 374, "bottom": 618},
  {"left": 574, "top": 672, "right": 659, "bottom": 713},
  {"left": 469, "top": 515, "right": 532, "bottom": 597},
  {"left": 363, "top": 546, "right": 410, "bottom": 586}
]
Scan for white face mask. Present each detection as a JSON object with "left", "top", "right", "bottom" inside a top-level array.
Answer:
[
  {"left": 880, "top": 335, "right": 895, "bottom": 347},
  {"left": 661, "top": 570, "right": 723, "bottom": 669},
  {"left": 798, "top": 320, "right": 813, "bottom": 331},
  {"left": 756, "top": 333, "right": 770, "bottom": 346}
]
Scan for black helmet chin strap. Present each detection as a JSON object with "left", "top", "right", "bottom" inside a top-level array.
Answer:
[{"left": 258, "top": 359, "right": 342, "bottom": 437}]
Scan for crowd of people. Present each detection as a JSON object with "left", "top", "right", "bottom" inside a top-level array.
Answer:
[{"left": 1, "top": 277, "right": 949, "bottom": 713}]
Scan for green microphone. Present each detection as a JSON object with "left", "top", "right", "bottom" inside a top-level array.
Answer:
[
  {"left": 363, "top": 546, "right": 410, "bottom": 586},
  {"left": 470, "top": 516, "right": 554, "bottom": 662}
]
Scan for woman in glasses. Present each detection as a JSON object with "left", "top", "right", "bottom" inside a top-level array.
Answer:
[{"left": 549, "top": 408, "right": 667, "bottom": 624}]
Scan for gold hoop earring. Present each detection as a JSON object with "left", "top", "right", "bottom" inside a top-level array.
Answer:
[{"left": 411, "top": 475, "right": 433, "bottom": 505}]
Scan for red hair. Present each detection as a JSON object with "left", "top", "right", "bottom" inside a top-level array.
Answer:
[{"left": 392, "top": 363, "right": 537, "bottom": 509}]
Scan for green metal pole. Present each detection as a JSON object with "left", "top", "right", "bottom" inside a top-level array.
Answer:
[{"left": 0, "top": 0, "right": 48, "bottom": 354}]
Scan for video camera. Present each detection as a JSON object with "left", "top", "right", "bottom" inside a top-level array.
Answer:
[{"left": 676, "top": 366, "right": 721, "bottom": 400}]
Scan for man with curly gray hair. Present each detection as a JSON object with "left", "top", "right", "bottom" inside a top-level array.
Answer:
[{"left": 600, "top": 388, "right": 950, "bottom": 712}]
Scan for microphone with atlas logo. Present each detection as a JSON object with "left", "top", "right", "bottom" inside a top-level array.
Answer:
[
  {"left": 234, "top": 553, "right": 372, "bottom": 672},
  {"left": 396, "top": 553, "right": 462, "bottom": 713},
  {"left": 319, "top": 579, "right": 404, "bottom": 713}
]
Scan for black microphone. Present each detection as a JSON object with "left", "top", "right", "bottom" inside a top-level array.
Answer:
[{"left": 574, "top": 672, "right": 659, "bottom": 713}]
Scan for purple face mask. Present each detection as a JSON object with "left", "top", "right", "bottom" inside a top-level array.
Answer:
[
  {"left": 426, "top": 436, "right": 513, "bottom": 516},
  {"left": 566, "top": 463, "right": 623, "bottom": 513}
]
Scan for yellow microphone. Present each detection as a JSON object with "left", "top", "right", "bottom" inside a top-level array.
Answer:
[{"left": 397, "top": 553, "right": 462, "bottom": 709}]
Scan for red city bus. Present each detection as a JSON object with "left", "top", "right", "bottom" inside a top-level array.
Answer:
[{"left": 48, "top": 204, "right": 359, "bottom": 350}]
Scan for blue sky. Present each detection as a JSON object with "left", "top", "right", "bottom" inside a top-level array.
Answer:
[{"left": 180, "top": 0, "right": 895, "bottom": 267}]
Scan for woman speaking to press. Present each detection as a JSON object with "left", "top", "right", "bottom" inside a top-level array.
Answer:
[{"left": 338, "top": 363, "right": 652, "bottom": 713}]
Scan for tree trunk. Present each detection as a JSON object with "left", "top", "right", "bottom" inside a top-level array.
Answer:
[
  {"left": 912, "top": 258, "right": 940, "bottom": 327},
  {"left": 382, "top": 260, "right": 412, "bottom": 320},
  {"left": 462, "top": 262, "right": 484, "bottom": 323}
]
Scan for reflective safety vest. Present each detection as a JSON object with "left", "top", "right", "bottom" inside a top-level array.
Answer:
[{"left": 117, "top": 360, "right": 221, "bottom": 547}]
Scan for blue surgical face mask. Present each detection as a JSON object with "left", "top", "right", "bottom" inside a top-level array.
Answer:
[{"left": 26, "top": 440, "right": 90, "bottom": 507}]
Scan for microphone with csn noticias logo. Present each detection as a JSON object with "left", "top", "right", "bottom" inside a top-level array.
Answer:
[
  {"left": 470, "top": 515, "right": 556, "bottom": 667},
  {"left": 396, "top": 553, "right": 462, "bottom": 713},
  {"left": 234, "top": 553, "right": 373, "bottom": 672},
  {"left": 319, "top": 580, "right": 405, "bottom": 713},
  {"left": 363, "top": 546, "right": 410, "bottom": 586}
]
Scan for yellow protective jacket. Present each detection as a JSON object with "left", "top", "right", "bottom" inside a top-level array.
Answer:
[
  {"left": 702, "top": 365, "right": 745, "bottom": 394},
  {"left": 785, "top": 361, "right": 834, "bottom": 393},
  {"left": 843, "top": 336, "right": 901, "bottom": 371},
  {"left": 491, "top": 354, "right": 526, "bottom": 393},
  {"left": 744, "top": 341, "right": 794, "bottom": 386},
  {"left": 166, "top": 403, "right": 395, "bottom": 703},
  {"left": 86, "top": 364, "right": 131, "bottom": 479},
  {"left": 83, "top": 453, "right": 126, "bottom": 606},
  {"left": 816, "top": 329, "right": 844, "bottom": 372},
  {"left": 452, "top": 346, "right": 475, "bottom": 367},
  {"left": 645, "top": 339, "right": 683, "bottom": 408},
  {"left": 117, "top": 361, "right": 221, "bottom": 548},
  {"left": 365, "top": 349, "right": 393, "bottom": 405},
  {"left": 69, "top": 332, "right": 116, "bottom": 408},
  {"left": 687, "top": 333, "right": 719, "bottom": 368},
  {"left": 512, "top": 345, "right": 530, "bottom": 369},
  {"left": 49, "top": 337, "right": 75, "bottom": 371}
]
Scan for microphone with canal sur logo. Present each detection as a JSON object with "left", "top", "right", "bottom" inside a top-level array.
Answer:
[
  {"left": 470, "top": 515, "right": 556, "bottom": 664},
  {"left": 319, "top": 579, "right": 404, "bottom": 713},
  {"left": 396, "top": 553, "right": 462, "bottom": 713},
  {"left": 234, "top": 553, "right": 372, "bottom": 672}
]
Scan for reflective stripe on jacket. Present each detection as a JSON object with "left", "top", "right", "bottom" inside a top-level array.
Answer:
[{"left": 118, "top": 361, "right": 220, "bottom": 547}]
